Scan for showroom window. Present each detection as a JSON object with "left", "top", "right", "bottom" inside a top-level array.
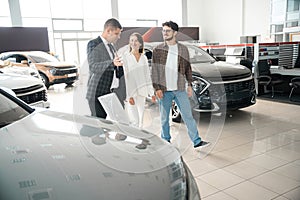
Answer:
[
  {"left": 0, "top": 0, "right": 11, "bottom": 26},
  {"left": 53, "top": 19, "right": 83, "bottom": 31},
  {"left": 271, "top": 0, "right": 300, "bottom": 42},
  {"left": 118, "top": 0, "right": 182, "bottom": 27},
  {"left": 286, "top": 21, "right": 299, "bottom": 27},
  {"left": 49, "top": 0, "right": 83, "bottom": 18},
  {"left": 19, "top": 0, "right": 51, "bottom": 18},
  {"left": 275, "top": 24, "right": 284, "bottom": 32},
  {"left": 287, "top": 0, "right": 300, "bottom": 11},
  {"left": 6, "top": 0, "right": 184, "bottom": 64},
  {"left": 82, "top": 0, "right": 112, "bottom": 31},
  {"left": 271, "top": 0, "right": 286, "bottom": 23},
  {"left": 83, "top": 0, "right": 112, "bottom": 19}
]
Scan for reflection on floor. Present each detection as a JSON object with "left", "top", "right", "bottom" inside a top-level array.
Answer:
[
  {"left": 48, "top": 83, "right": 300, "bottom": 200},
  {"left": 258, "top": 92, "right": 300, "bottom": 106},
  {"left": 185, "top": 100, "right": 300, "bottom": 200}
]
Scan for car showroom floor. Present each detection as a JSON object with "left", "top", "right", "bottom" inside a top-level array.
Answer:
[{"left": 48, "top": 83, "right": 300, "bottom": 200}]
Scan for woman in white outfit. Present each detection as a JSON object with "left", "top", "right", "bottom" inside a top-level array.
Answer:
[{"left": 122, "top": 32, "right": 154, "bottom": 128}]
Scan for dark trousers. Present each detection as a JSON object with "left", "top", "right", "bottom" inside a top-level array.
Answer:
[{"left": 88, "top": 98, "right": 107, "bottom": 118}]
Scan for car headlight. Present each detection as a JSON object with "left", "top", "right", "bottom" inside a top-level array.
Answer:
[
  {"left": 192, "top": 77, "right": 213, "bottom": 108},
  {"left": 49, "top": 67, "right": 57, "bottom": 74},
  {"left": 192, "top": 77, "right": 209, "bottom": 95}
]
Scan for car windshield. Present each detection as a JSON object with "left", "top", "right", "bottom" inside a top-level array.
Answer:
[
  {"left": 144, "top": 43, "right": 216, "bottom": 64},
  {"left": 29, "top": 52, "right": 59, "bottom": 63},
  {"left": 0, "top": 91, "right": 30, "bottom": 128},
  {"left": 187, "top": 45, "right": 216, "bottom": 63}
]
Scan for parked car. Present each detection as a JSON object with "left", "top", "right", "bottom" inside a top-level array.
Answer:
[
  {"left": 0, "top": 60, "right": 41, "bottom": 79},
  {"left": 0, "top": 72, "right": 50, "bottom": 108},
  {"left": 0, "top": 87, "right": 200, "bottom": 200},
  {"left": 144, "top": 42, "right": 256, "bottom": 122},
  {"left": 0, "top": 51, "right": 79, "bottom": 89}
]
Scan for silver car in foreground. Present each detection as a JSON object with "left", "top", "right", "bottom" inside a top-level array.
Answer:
[{"left": 0, "top": 87, "right": 200, "bottom": 200}]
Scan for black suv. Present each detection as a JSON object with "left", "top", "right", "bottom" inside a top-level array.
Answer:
[{"left": 144, "top": 42, "right": 256, "bottom": 122}]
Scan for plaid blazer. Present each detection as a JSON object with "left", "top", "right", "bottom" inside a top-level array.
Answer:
[
  {"left": 86, "top": 36, "right": 115, "bottom": 100},
  {"left": 151, "top": 42, "right": 192, "bottom": 93}
]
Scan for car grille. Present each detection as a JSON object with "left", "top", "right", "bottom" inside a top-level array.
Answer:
[
  {"left": 224, "top": 79, "right": 255, "bottom": 94},
  {"left": 224, "top": 79, "right": 255, "bottom": 109},
  {"left": 53, "top": 67, "right": 78, "bottom": 76},
  {"left": 220, "top": 72, "right": 252, "bottom": 81},
  {"left": 12, "top": 84, "right": 47, "bottom": 104},
  {"left": 205, "top": 78, "right": 255, "bottom": 110},
  {"left": 12, "top": 84, "right": 44, "bottom": 94}
]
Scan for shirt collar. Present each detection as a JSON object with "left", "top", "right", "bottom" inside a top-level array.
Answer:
[{"left": 100, "top": 35, "right": 110, "bottom": 46}]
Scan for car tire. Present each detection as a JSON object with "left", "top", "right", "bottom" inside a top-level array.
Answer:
[
  {"left": 172, "top": 102, "right": 182, "bottom": 123},
  {"left": 39, "top": 73, "right": 50, "bottom": 89},
  {"left": 66, "top": 81, "right": 74, "bottom": 86}
]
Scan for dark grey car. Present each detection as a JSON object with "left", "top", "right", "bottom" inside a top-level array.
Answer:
[
  {"left": 144, "top": 43, "right": 256, "bottom": 122},
  {"left": 0, "top": 87, "right": 200, "bottom": 200}
]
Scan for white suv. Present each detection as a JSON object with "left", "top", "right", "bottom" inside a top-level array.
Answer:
[
  {"left": 0, "top": 60, "right": 41, "bottom": 79},
  {"left": 0, "top": 72, "right": 50, "bottom": 108}
]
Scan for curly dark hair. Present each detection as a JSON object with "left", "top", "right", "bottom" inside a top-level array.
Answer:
[{"left": 162, "top": 21, "right": 179, "bottom": 31}]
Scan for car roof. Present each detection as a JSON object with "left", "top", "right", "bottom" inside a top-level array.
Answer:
[{"left": 0, "top": 51, "right": 49, "bottom": 56}]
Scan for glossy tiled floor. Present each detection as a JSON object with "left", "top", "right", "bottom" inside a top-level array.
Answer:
[
  {"left": 48, "top": 83, "right": 300, "bottom": 200},
  {"left": 184, "top": 100, "right": 300, "bottom": 200}
]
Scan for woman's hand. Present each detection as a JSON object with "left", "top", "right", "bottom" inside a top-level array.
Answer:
[
  {"left": 151, "top": 95, "right": 156, "bottom": 103},
  {"left": 129, "top": 97, "right": 135, "bottom": 105},
  {"left": 155, "top": 90, "right": 163, "bottom": 99}
]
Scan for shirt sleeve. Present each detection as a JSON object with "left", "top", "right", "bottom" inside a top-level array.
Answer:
[
  {"left": 142, "top": 55, "right": 155, "bottom": 95},
  {"left": 151, "top": 47, "right": 160, "bottom": 91},
  {"left": 123, "top": 53, "right": 137, "bottom": 99}
]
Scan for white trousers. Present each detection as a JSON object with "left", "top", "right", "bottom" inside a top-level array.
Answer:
[{"left": 125, "top": 95, "right": 146, "bottom": 128}]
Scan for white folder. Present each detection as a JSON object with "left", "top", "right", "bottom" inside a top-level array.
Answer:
[{"left": 98, "top": 93, "right": 130, "bottom": 125}]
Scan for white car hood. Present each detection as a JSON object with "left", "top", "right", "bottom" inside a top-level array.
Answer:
[
  {"left": 0, "top": 66, "right": 37, "bottom": 76},
  {"left": 0, "top": 73, "right": 43, "bottom": 89},
  {"left": 3, "top": 110, "right": 181, "bottom": 173},
  {"left": 37, "top": 62, "right": 75, "bottom": 67},
  {"left": 0, "top": 110, "right": 182, "bottom": 199}
]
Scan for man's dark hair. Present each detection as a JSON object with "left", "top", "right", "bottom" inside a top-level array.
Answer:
[
  {"left": 162, "top": 21, "right": 179, "bottom": 31},
  {"left": 104, "top": 18, "right": 122, "bottom": 30}
]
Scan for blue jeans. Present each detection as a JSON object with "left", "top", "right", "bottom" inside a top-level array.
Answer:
[{"left": 158, "top": 90, "right": 201, "bottom": 146}]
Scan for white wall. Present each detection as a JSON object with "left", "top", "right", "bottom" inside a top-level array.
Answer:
[{"left": 187, "top": 0, "right": 270, "bottom": 44}]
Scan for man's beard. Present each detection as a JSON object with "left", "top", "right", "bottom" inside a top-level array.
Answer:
[{"left": 164, "top": 35, "right": 174, "bottom": 41}]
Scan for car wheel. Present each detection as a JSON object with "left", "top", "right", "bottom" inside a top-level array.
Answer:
[
  {"left": 172, "top": 102, "right": 182, "bottom": 123},
  {"left": 66, "top": 81, "right": 74, "bottom": 86},
  {"left": 39, "top": 73, "right": 50, "bottom": 89}
]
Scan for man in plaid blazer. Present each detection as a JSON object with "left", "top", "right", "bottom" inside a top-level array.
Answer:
[{"left": 86, "top": 18, "right": 124, "bottom": 118}]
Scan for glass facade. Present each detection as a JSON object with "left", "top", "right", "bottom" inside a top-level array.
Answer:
[
  {"left": 271, "top": 0, "right": 300, "bottom": 42},
  {"left": 6, "top": 0, "right": 182, "bottom": 64},
  {"left": 0, "top": 0, "right": 11, "bottom": 26},
  {"left": 118, "top": 0, "right": 182, "bottom": 27}
]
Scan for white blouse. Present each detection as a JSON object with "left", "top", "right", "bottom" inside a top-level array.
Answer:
[{"left": 122, "top": 51, "right": 154, "bottom": 100}]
